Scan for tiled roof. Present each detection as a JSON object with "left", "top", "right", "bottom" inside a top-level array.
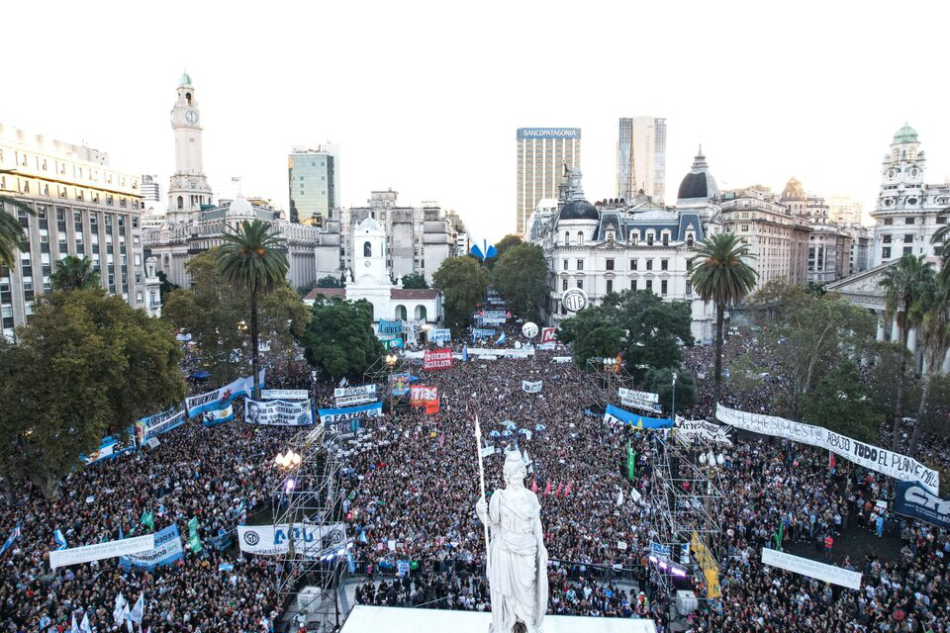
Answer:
[
  {"left": 304, "top": 287, "right": 346, "bottom": 301},
  {"left": 391, "top": 288, "right": 439, "bottom": 300}
]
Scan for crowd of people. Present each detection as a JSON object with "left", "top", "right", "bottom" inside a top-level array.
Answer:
[{"left": 1, "top": 317, "right": 949, "bottom": 632}]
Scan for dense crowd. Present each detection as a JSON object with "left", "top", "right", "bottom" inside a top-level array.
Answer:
[{"left": 2, "top": 323, "right": 949, "bottom": 632}]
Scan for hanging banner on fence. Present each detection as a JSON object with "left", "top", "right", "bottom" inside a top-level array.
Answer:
[
  {"left": 716, "top": 404, "right": 940, "bottom": 494},
  {"left": 390, "top": 373, "right": 411, "bottom": 397},
  {"left": 237, "top": 523, "right": 347, "bottom": 556},
  {"left": 135, "top": 408, "right": 185, "bottom": 444},
  {"left": 472, "top": 328, "right": 496, "bottom": 339},
  {"left": 761, "top": 548, "right": 862, "bottom": 590},
  {"left": 203, "top": 404, "right": 234, "bottom": 427},
  {"left": 318, "top": 401, "right": 383, "bottom": 425},
  {"left": 429, "top": 328, "right": 451, "bottom": 343},
  {"left": 410, "top": 385, "right": 439, "bottom": 408},
  {"left": 619, "top": 388, "right": 661, "bottom": 411},
  {"left": 675, "top": 417, "right": 733, "bottom": 446},
  {"left": 50, "top": 534, "right": 155, "bottom": 570},
  {"left": 83, "top": 433, "right": 136, "bottom": 465},
  {"left": 378, "top": 319, "right": 403, "bottom": 335},
  {"left": 894, "top": 481, "right": 950, "bottom": 529},
  {"left": 522, "top": 380, "right": 543, "bottom": 394},
  {"left": 119, "top": 524, "right": 184, "bottom": 570},
  {"left": 424, "top": 348, "right": 454, "bottom": 371},
  {"left": 245, "top": 399, "right": 314, "bottom": 426},
  {"left": 261, "top": 389, "right": 309, "bottom": 401},
  {"left": 604, "top": 404, "right": 672, "bottom": 429},
  {"left": 540, "top": 327, "right": 557, "bottom": 344},
  {"left": 334, "top": 384, "right": 377, "bottom": 407},
  {"left": 690, "top": 532, "right": 721, "bottom": 599},
  {"left": 186, "top": 370, "right": 265, "bottom": 418},
  {"left": 465, "top": 348, "right": 535, "bottom": 358}
]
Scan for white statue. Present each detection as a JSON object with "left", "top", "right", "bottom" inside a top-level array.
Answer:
[{"left": 476, "top": 450, "right": 548, "bottom": 633}]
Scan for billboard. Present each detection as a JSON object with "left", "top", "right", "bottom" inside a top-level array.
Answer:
[{"left": 517, "top": 128, "right": 581, "bottom": 140}]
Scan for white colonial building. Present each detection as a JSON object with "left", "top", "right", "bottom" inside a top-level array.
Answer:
[
  {"left": 304, "top": 216, "right": 441, "bottom": 343},
  {"left": 144, "top": 73, "right": 340, "bottom": 289},
  {"left": 531, "top": 163, "right": 717, "bottom": 343}
]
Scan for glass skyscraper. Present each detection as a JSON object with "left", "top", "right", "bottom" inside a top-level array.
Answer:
[
  {"left": 516, "top": 128, "right": 581, "bottom": 235},
  {"left": 616, "top": 117, "right": 666, "bottom": 203},
  {"left": 288, "top": 143, "right": 339, "bottom": 225}
]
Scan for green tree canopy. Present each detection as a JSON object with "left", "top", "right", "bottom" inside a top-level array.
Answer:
[
  {"left": 300, "top": 297, "right": 384, "bottom": 379},
  {"left": 800, "top": 360, "right": 883, "bottom": 443},
  {"left": 0, "top": 290, "right": 184, "bottom": 497},
  {"left": 316, "top": 275, "right": 343, "bottom": 288},
  {"left": 51, "top": 255, "right": 101, "bottom": 291},
  {"left": 401, "top": 272, "right": 429, "bottom": 289},
  {"left": 433, "top": 256, "right": 489, "bottom": 334},
  {"left": 484, "top": 234, "right": 523, "bottom": 267},
  {"left": 492, "top": 243, "right": 548, "bottom": 320},
  {"left": 644, "top": 367, "right": 697, "bottom": 416}
]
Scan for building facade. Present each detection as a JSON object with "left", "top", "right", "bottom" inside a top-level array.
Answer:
[
  {"left": 828, "top": 195, "right": 864, "bottom": 226},
  {"left": 288, "top": 143, "right": 339, "bottom": 225},
  {"left": 0, "top": 124, "right": 160, "bottom": 338},
  {"left": 516, "top": 128, "right": 581, "bottom": 235},
  {"left": 870, "top": 124, "right": 950, "bottom": 265},
  {"left": 616, "top": 116, "right": 667, "bottom": 203},
  {"left": 167, "top": 72, "right": 213, "bottom": 224},
  {"left": 343, "top": 190, "right": 465, "bottom": 285}
]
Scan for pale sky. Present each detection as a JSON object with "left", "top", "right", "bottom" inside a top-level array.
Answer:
[{"left": 5, "top": 0, "right": 950, "bottom": 243}]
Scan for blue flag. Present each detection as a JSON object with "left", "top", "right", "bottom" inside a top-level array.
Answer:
[
  {"left": 0, "top": 523, "right": 21, "bottom": 555},
  {"left": 462, "top": 345, "right": 469, "bottom": 362},
  {"left": 497, "top": 332, "right": 507, "bottom": 346},
  {"left": 54, "top": 529, "right": 68, "bottom": 551}
]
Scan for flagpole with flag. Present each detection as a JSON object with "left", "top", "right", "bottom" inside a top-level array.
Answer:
[
  {"left": 0, "top": 522, "right": 21, "bottom": 555},
  {"left": 473, "top": 416, "right": 491, "bottom": 578},
  {"left": 625, "top": 440, "right": 636, "bottom": 481}
]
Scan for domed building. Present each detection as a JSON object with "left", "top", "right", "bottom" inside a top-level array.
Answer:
[{"left": 674, "top": 148, "right": 722, "bottom": 226}]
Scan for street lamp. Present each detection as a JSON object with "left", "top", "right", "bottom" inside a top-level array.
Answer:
[
  {"left": 671, "top": 372, "right": 678, "bottom": 420},
  {"left": 274, "top": 449, "right": 303, "bottom": 556},
  {"left": 385, "top": 355, "right": 398, "bottom": 412}
]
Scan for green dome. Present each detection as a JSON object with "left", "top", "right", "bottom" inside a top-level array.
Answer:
[
  {"left": 893, "top": 123, "right": 918, "bottom": 144},
  {"left": 179, "top": 71, "right": 192, "bottom": 87}
]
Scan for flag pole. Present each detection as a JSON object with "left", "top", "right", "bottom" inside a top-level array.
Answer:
[{"left": 474, "top": 415, "right": 490, "bottom": 577}]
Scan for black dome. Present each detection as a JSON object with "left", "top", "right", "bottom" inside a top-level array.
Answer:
[
  {"left": 677, "top": 172, "right": 710, "bottom": 200},
  {"left": 559, "top": 199, "right": 599, "bottom": 221}
]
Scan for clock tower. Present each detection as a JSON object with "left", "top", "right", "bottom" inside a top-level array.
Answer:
[{"left": 168, "top": 71, "right": 213, "bottom": 223}]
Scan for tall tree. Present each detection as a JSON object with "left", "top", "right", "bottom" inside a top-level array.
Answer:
[
  {"left": 557, "top": 306, "right": 626, "bottom": 367},
  {"left": 687, "top": 233, "right": 758, "bottom": 404},
  {"left": 0, "top": 196, "right": 33, "bottom": 270},
  {"left": 880, "top": 254, "right": 934, "bottom": 448},
  {"left": 0, "top": 290, "right": 184, "bottom": 497},
  {"left": 300, "top": 297, "right": 384, "bottom": 379},
  {"left": 910, "top": 272, "right": 950, "bottom": 454},
  {"left": 800, "top": 361, "right": 883, "bottom": 443},
  {"left": 933, "top": 208, "right": 949, "bottom": 279},
  {"left": 491, "top": 243, "right": 548, "bottom": 320},
  {"left": 216, "top": 220, "right": 289, "bottom": 399},
  {"left": 433, "top": 256, "right": 489, "bottom": 334},
  {"left": 316, "top": 275, "right": 343, "bottom": 288},
  {"left": 401, "top": 272, "right": 429, "bottom": 289},
  {"left": 51, "top": 255, "right": 101, "bottom": 291}
]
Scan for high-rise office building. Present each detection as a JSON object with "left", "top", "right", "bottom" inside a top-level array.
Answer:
[
  {"left": 288, "top": 143, "right": 339, "bottom": 225},
  {"left": 616, "top": 117, "right": 667, "bottom": 203},
  {"left": 516, "top": 128, "right": 581, "bottom": 235},
  {"left": 140, "top": 175, "right": 160, "bottom": 202}
]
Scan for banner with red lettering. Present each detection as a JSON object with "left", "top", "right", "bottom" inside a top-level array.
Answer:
[
  {"left": 540, "top": 327, "right": 557, "bottom": 344},
  {"left": 410, "top": 385, "right": 439, "bottom": 409},
  {"left": 424, "top": 348, "right": 454, "bottom": 371}
]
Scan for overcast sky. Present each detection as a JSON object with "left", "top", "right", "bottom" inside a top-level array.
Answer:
[{"left": 5, "top": 0, "right": 950, "bottom": 243}]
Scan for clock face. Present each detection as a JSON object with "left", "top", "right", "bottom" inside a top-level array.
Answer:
[
  {"left": 185, "top": 110, "right": 199, "bottom": 124},
  {"left": 364, "top": 260, "right": 372, "bottom": 267}
]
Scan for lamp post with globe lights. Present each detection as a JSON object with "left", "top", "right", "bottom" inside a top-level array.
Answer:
[{"left": 275, "top": 449, "right": 303, "bottom": 556}]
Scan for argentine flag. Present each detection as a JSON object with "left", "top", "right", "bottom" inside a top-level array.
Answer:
[
  {"left": 54, "top": 529, "right": 68, "bottom": 551},
  {"left": 0, "top": 522, "right": 21, "bottom": 555},
  {"left": 497, "top": 332, "right": 507, "bottom": 346}
]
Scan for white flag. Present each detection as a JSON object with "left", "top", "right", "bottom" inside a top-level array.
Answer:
[
  {"left": 130, "top": 593, "right": 145, "bottom": 624},
  {"left": 70, "top": 613, "right": 79, "bottom": 633},
  {"left": 79, "top": 612, "right": 93, "bottom": 633},
  {"left": 113, "top": 593, "right": 128, "bottom": 625},
  {"left": 616, "top": 490, "right": 624, "bottom": 507}
]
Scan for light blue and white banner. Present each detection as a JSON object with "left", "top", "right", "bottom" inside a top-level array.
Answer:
[
  {"left": 318, "top": 401, "right": 383, "bottom": 426},
  {"left": 604, "top": 404, "right": 672, "bottom": 429},
  {"left": 203, "top": 404, "right": 235, "bottom": 427},
  {"left": 261, "top": 389, "right": 309, "bottom": 401},
  {"left": 237, "top": 523, "right": 347, "bottom": 556},
  {"left": 472, "top": 328, "right": 496, "bottom": 339},
  {"left": 186, "top": 370, "right": 265, "bottom": 418},
  {"left": 245, "top": 399, "right": 314, "bottom": 426},
  {"left": 429, "top": 328, "right": 451, "bottom": 343},
  {"left": 135, "top": 408, "right": 185, "bottom": 443},
  {"left": 378, "top": 319, "right": 403, "bottom": 335},
  {"left": 119, "top": 524, "right": 184, "bottom": 570}
]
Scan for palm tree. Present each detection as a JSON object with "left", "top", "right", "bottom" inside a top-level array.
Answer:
[
  {"left": 51, "top": 255, "right": 101, "bottom": 291},
  {"left": 909, "top": 272, "right": 950, "bottom": 455},
  {"left": 880, "top": 254, "right": 935, "bottom": 449},
  {"left": 216, "top": 220, "right": 289, "bottom": 399},
  {"left": 934, "top": 208, "right": 949, "bottom": 280},
  {"left": 0, "top": 196, "right": 35, "bottom": 270},
  {"left": 687, "top": 232, "right": 758, "bottom": 405}
]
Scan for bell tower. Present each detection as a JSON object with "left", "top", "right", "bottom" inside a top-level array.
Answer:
[
  {"left": 168, "top": 71, "right": 213, "bottom": 223},
  {"left": 352, "top": 217, "right": 389, "bottom": 286}
]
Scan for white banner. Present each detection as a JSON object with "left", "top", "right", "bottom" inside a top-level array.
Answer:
[
  {"left": 429, "top": 328, "right": 451, "bottom": 343},
  {"left": 245, "top": 399, "right": 314, "bottom": 426},
  {"left": 261, "top": 389, "right": 309, "bottom": 401},
  {"left": 717, "top": 404, "right": 939, "bottom": 494},
  {"left": 761, "top": 548, "right": 863, "bottom": 590},
  {"left": 675, "top": 417, "right": 733, "bottom": 446},
  {"left": 50, "top": 534, "right": 155, "bottom": 570},
  {"left": 619, "top": 388, "right": 659, "bottom": 404},
  {"left": 522, "top": 380, "right": 543, "bottom": 393},
  {"left": 186, "top": 370, "right": 264, "bottom": 417},
  {"left": 237, "top": 523, "right": 347, "bottom": 556},
  {"left": 135, "top": 408, "right": 185, "bottom": 443},
  {"left": 333, "top": 385, "right": 377, "bottom": 407},
  {"left": 466, "top": 347, "right": 535, "bottom": 358}
]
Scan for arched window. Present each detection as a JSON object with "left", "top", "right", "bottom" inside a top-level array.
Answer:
[
  {"left": 415, "top": 305, "right": 427, "bottom": 321},
  {"left": 396, "top": 305, "right": 408, "bottom": 320},
  {"left": 186, "top": 92, "right": 192, "bottom": 105},
  {"left": 177, "top": 196, "right": 183, "bottom": 209},
  {"left": 686, "top": 233, "right": 694, "bottom": 247},
  {"left": 564, "top": 231, "right": 570, "bottom": 245},
  {"left": 363, "top": 241, "right": 372, "bottom": 257},
  {"left": 577, "top": 231, "right": 584, "bottom": 246}
]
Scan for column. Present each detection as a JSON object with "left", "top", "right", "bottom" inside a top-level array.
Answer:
[
  {"left": 876, "top": 313, "right": 886, "bottom": 342},
  {"left": 891, "top": 318, "right": 899, "bottom": 343},
  {"left": 907, "top": 327, "right": 917, "bottom": 353},
  {"left": 943, "top": 349, "right": 950, "bottom": 374}
]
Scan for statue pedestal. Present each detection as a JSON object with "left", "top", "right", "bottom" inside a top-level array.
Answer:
[{"left": 341, "top": 606, "right": 658, "bottom": 633}]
